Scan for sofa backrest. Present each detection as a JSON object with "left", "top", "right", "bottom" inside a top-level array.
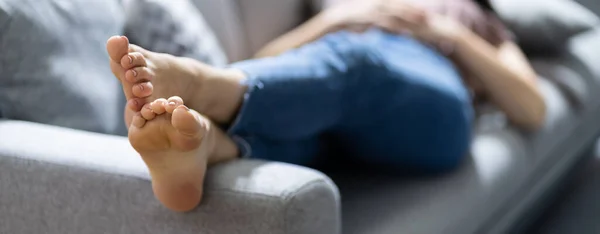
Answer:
[
  {"left": 194, "top": 0, "right": 600, "bottom": 62},
  {"left": 192, "top": 0, "right": 306, "bottom": 62}
]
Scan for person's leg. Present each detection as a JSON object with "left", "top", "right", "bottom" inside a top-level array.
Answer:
[
  {"left": 109, "top": 28, "right": 472, "bottom": 184},
  {"left": 107, "top": 31, "right": 384, "bottom": 166},
  {"left": 224, "top": 31, "right": 394, "bottom": 164},
  {"left": 329, "top": 31, "right": 474, "bottom": 173},
  {"left": 226, "top": 30, "right": 473, "bottom": 169}
]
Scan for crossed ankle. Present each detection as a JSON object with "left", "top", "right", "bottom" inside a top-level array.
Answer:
[{"left": 192, "top": 69, "right": 248, "bottom": 125}]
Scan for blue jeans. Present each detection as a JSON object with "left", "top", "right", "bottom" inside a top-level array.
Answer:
[{"left": 228, "top": 30, "right": 474, "bottom": 172}]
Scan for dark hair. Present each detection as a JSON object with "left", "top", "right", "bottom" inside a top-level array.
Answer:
[{"left": 474, "top": 0, "right": 494, "bottom": 11}]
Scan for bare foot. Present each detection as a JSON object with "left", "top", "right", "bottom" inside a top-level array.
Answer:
[
  {"left": 106, "top": 36, "right": 246, "bottom": 125},
  {"left": 128, "top": 96, "right": 215, "bottom": 212}
]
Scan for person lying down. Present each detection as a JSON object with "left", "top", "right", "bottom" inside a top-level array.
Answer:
[{"left": 106, "top": 0, "right": 544, "bottom": 211}]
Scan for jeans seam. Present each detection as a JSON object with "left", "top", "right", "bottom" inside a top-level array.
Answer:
[{"left": 231, "top": 135, "right": 252, "bottom": 158}]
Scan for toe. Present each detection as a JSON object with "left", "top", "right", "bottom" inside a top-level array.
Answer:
[
  {"left": 165, "top": 96, "right": 184, "bottom": 113},
  {"left": 125, "top": 67, "right": 154, "bottom": 83},
  {"left": 132, "top": 82, "right": 154, "bottom": 98},
  {"left": 141, "top": 104, "right": 157, "bottom": 120},
  {"left": 107, "top": 36, "right": 129, "bottom": 62},
  {"left": 127, "top": 98, "right": 146, "bottom": 112},
  {"left": 151, "top": 98, "right": 168, "bottom": 114},
  {"left": 107, "top": 36, "right": 137, "bottom": 100},
  {"left": 131, "top": 113, "right": 147, "bottom": 128},
  {"left": 121, "top": 52, "right": 147, "bottom": 70},
  {"left": 172, "top": 105, "right": 207, "bottom": 138}
]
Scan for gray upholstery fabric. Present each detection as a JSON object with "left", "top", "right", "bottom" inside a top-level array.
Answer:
[
  {"left": 0, "top": 121, "right": 341, "bottom": 234},
  {"left": 492, "top": 0, "right": 599, "bottom": 53},
  {"left": 190, "top": 0, "right": 250, "bottom": 62},
  {"left": 235, "top": 0, "right": 307, "bottom": 59},
  {"left": 0, "top": 1, "right": 341, "bottom": 233},
  {"left": 334, "top": 28, "right": 600, "bottom": 234},
  {"left": 0, "top": 0, "right": 124, "bottom": 134}
]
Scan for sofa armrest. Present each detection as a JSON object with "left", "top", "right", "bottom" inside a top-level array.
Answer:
[{"left": 0, "top": 120, "right": 341, "bottom": 234}]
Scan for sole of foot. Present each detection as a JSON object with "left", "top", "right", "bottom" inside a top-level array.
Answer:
[{"left": 129, "top": 96, "right": 215, "bottom": 212}]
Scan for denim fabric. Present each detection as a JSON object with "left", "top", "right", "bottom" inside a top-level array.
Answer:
[{"left": 229, "top": 29, "right": 474, "bottom": 172}]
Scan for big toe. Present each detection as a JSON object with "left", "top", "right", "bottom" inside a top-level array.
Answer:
[
  {"left": 172, "top": 105, "right": 207, "bottom": 138},
  {"left": 107, "top": 36, "right": 130, "bottom": 62}
]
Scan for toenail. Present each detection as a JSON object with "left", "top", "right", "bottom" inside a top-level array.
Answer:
[
  {"left": 169, "top": 101, "right": 176, "bottom": 106},
  {"left": 132, "top": 70, "right": 137, "bottom": 77},
  {"left": 128, "top": 55, "right": 133, "bottom": 64},
  {"left": 131, "top": 100, "right": 138, "bottom": 106},
  {"left": 138, "top": 84, "right": 144, "bottom": 91}
]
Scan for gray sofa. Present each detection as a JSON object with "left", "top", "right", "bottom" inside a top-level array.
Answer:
[{"left": 2, "top": 1, "right": 600, "bottom": 234}]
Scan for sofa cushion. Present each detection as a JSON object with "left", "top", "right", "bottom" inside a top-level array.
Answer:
[
  {"left": 0, "top": 0, "right": 125, "bottom": 134},
  {"left": 492, "top": 0, "right": 599, "bottom": 54},
  {"left": 123, "top": 0, "right": 228, "bottom": 66}
]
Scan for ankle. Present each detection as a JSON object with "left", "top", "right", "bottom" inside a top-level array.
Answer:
[
  {"left": 197, "top": 69, "right": 247, "bottom": 125},
  {"left": 206, "top": 123, "right": 241, "bottom": 165}
]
